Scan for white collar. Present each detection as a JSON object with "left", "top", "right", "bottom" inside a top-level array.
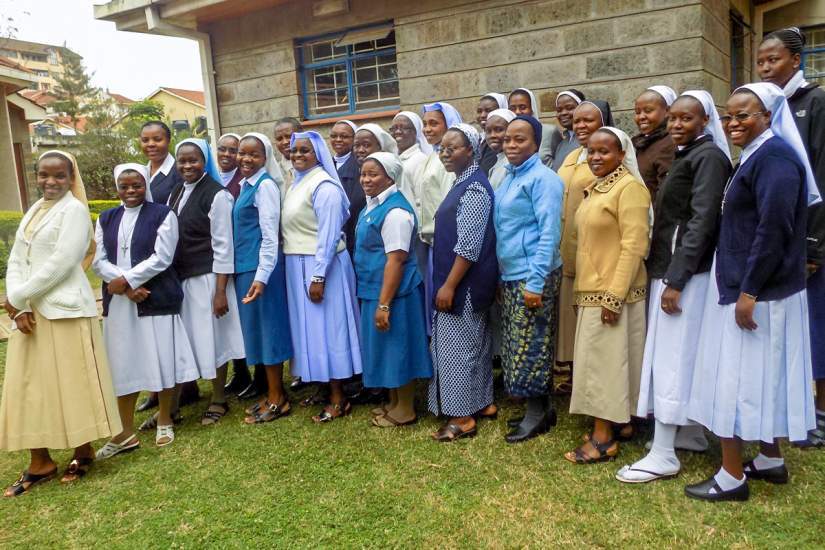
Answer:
[
  {"left": 334, "top": 151, "right": 352, "bottom": 165},
  {"left": 783, "top": 70, "right": 809, "bottom": 98},
  {"left": 739, "top": 129, "right": 774, "bottom": 168},
  {"left": 219, "top": 167, "right": 238, "bottom": 185},
  {"left": 183, "top": 173, "right": 207, "bottom": 188},
  {"left": 399, "top": 143, "right": 421, "bottom": 161},
  {"left": 148, "top": 154, "right": 175, "bottom": 179},
  {"left": 366, "top": 184, "right": 398, "bottom": 207},
  {"left": 242, "top": 167, "right": 267, "bottom": 187}
]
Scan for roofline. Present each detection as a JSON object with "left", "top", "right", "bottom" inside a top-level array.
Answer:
[
  {"left": 146, "top": 86, "right": 205, "bottom": 108},
  {"left": 94, "top": 0, "right": 227, "bottom": 31},
  {"left": 8, "top": 93, "right": 48, "bottom": 121},
  {"left": 0, "top": 65, "right": 38, "bottom": 92}
]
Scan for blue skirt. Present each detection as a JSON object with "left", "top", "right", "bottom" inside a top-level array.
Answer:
[
  {"left": 360, "top": 284, "right": 432, "bottom": 389},
  {"left": 808, "top": 267, "right": 825, "bottom": 380},
  {"left": 235, "top": 261, "right": 293, "bottom": 366}
]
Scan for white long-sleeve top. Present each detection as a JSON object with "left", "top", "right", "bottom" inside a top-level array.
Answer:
[
  {"left": 241, "top": 167, "right": 281, "bottom": 284},
  {"left": 363, "top": 185, "right": 414, "bottom": 253},
  {"left": 92, "top": 204, "right": 179, "bottom": 289}
]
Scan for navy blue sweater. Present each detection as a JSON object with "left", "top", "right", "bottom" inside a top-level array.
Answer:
[{"left": 715, "top": 136, "right": 807, "bottom": 305}]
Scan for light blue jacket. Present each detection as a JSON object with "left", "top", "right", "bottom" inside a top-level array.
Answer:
[{"left": 494, "top": 153, "right": 563, "bottom": 293}]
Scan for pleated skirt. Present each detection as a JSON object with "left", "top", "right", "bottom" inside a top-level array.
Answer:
[
  {"left": 360, "top": 284, "right": 431, "bottom": 389},
  {"left": 285, "top": 251, "right": 362, "bottom": 382},
  {"left": 0, "top": 312, "right": 122, "bottom": 450},
  {"left": 569, "top": 300, "right": 646, "bottom": 424},
  {"left": 555, "top": 274, "right": 576, "bottom": 364},
  {"left": 235, "top": 262, "right": 293, "bottom": 366},
  {"left": 636, "top": 274, "right": 709, "bottom": 425},
  {"left": 688, "top": 273, "right": 815, "bottom": 443}
]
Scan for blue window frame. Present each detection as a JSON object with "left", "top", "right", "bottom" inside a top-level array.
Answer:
[
  {"left": 297, "top": 24, "right": 399, "bottom": 119},
  {"left": 802, "top": 26, "right": 825, "bottom": 86}
]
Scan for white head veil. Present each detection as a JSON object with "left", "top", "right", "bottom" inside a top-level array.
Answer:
[
  {"left": 678, "top": 90, "right": 731, "bottom": 160},
  {"left": 365, "top": 151, "right": 404, "bottom": 185},
  {"left": 486, "top": 108, "right": 517, "bottom": 125},
  {"left": 735, "top": 82, "right": 821, "bottom": 205},
  {"left": 356, "top": 123, "right": 399, "bottom": 155},
  {"left": 240, "top": 132, "right": 286, "bottom": 185},
  {"left": 598, "top": 127, "right": 645, "bottom": 183},
  {"left": 481, "top": 92, "right": 508, "bottom": 110},
  {"left": 114, "top": 163, "right": 149, "bottom": 192},
  {"left": 393, "top": 111, "right": 433, "bottom": 155},
  {"left": 334, "top": 120, "right": 358, "bottom": 134},
  {"left": 555, "top": 90, "right": 584, "bottom": 107},
  {"left": 646, "top": 85, "right": 678, "bottom": 107},
  {"left": 422, "top": 102, "right": 463, "bottom": 128},
  {"left": 509, "top": 87, "right": 540, "bottom": 119}
]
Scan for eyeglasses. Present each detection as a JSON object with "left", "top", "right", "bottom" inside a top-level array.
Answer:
[
  {"left": 388, "top": 124, "right": 414, "bottom": 133},
  {"left": 439, "top": 146, "right": 468, "bottom": 157},
  {"left": 719, "top": 112, "right": 766, "bottom": 125}
]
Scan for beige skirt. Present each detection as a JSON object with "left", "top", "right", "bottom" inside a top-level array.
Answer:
[
  {"left": 0, "top": 312, "right": 122, "bottom": 451},
  {"left": 555, "top": 275, "right": 576, "bottom": 364},
  {"left": 568, "top": 301, "right": 646, "bottom": 424}
]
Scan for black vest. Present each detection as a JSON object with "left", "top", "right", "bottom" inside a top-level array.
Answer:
[
  {"left": 99, "top": 202, "right": 183, "bottom": 317},
  {"left": 169, "top": 175, "right": 227, "bottom": 279},
  {"left": 149, "top": 163, "right": 185, "bottom": 206}
]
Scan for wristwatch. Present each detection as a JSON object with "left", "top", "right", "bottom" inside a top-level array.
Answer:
[
  {"left": 310, "top": 276, "right": 326, "bottom": 284},
  {"left": 378, "top": 304, "right": 390, "bottom": 312}
]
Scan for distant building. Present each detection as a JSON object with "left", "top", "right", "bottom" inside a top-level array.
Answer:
[
  {"left": 0, "top": 37, "right": 80, "bottom": 92},
  {"left": 101, "top": 89, "right": 136, "bottom": 119},
  {"left": 96, "top": 0, "right": 825, "bottom": 141},
  {"left": 144, "top": 87, "right": 206, "bottom": 134}
]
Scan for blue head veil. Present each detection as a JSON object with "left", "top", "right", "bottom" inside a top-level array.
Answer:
[
  {"left": 175, "top": 137, "right": 222, "bottom": 183},
  {"left": 422, "top": 102, "right": 463, "bottom": 128},
  {"left": 289, "top": 130, "right": 351, "bottom": 212}
]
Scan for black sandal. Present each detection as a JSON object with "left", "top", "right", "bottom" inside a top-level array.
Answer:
[
  {"left": 201, "top": 402, "right": 229, "bottom": 426},
  {"left": 139, "top": 409, "right": 183, "bottom": 431},
  {"left": 564, "top": 434, "right": 619, "bottom": 464},
  {"left": 245, "top": 400, "right": 291, "bottom": 424},
  {"left": 4, "top": 468, "right": 57, "bottom": 497},
  {"left": 432, "top": 422, "right": 477, "bottom": 442},
  {"left": 61, "top": 457, "right": 93, "bottom": 483},
  {"left": 312, "top": 401, "right": 351, "bottom": 423}
]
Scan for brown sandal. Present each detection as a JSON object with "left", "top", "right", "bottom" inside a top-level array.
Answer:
[
  {"left": 312, "top": 401, "right": 351, "bottom": 423},
  {"left": 564, "top": 434, "right": 619, "bottom": 464},
  {"left": 201, "top": 402, "right": 229, "bottom": 426},
  {"left": 61, "top": 457, "right": 93, "bottom": 483},
  {"left": 432, "top": 422, "right": 477, "bottom": 442},
  {"left": 372, "top": 412, "right": 417, "bottom": 427},
  {"left": 244, "top": 400, "right": 291, "bottom": 424}
]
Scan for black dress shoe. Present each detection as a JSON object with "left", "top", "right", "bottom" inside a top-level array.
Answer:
[
  {"left": 684, "top": 476, "right": 749, "bottom": 502},
  {"left": 225, "top": 359, "right": 251, "bottom": 394},
  {"left": 178, "top": 381, "right": 201, "bottom": 407},
  {"left": 136, "top": 394, "right": 159, "bottom": 412},
  {"left": 505, "top": 409, "right": 557, "bottom": 444},
  {"left": 507, "top": 416, "right": 524, "bottom": 428},
  {"left": 289, "top": 377, "right": 306, "bottom": 390},
  {"left": 743, "top": 460, "right": 789, "bottom": 484},
  {"left": 237, "top": 382, "right": 262, "bottom": 400}
]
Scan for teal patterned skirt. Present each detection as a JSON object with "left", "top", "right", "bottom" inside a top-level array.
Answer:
[{"left": 500, "top": 268, "right": 561, "bottom": 397}]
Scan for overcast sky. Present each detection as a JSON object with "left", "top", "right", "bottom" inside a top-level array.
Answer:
[{"left": 1, "top": 0, "right": 203, "bottom": 100}]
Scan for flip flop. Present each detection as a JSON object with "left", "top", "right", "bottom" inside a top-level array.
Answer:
[
  {"left": 372, "top": 413, "right": 417, "bottom": 428},
  {"left": 432, "top": 422, "right": 477, "bottom": 442}
]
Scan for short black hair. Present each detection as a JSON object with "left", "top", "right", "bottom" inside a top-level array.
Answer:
[
  {"left": 763, "top": 27, "right": 805, "bottom": 55},
  {"left": 566, "top": 89, "right": 586, "bottom": 102},
  {"left": 141, "top": 120, "right": 172, "bottom": 140},
  {"left": 276, "top": 117, "right": 303, "bottom": 132}
]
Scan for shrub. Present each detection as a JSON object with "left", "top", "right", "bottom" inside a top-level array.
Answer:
[{"left": 88, "top": 200, "right": 121, "bottom": 215}]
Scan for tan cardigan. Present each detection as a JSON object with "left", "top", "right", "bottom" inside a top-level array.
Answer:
[
  {"left": 572, "top": 166, "right": 651, "bottom": 313},
  {"left": 557, "top": 146, "right": 595, "bottom": 278}
]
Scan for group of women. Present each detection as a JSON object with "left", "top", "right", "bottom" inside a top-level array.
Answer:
[{"left": 0, "top": 27, "right": 822, "bottom": 504}]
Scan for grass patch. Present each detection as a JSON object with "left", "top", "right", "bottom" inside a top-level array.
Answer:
[{"left": 0, "top": 340, "right": 823, "bottom": 547}]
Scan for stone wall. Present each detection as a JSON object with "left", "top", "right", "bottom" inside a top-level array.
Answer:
[{"left": 205, "top": 0, "right": 735, "bottom": 138}]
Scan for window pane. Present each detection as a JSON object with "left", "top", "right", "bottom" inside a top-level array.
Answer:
[
  {"left": 353, "top": 54, "right": 397, "bottom": 83},
  {"left": 303, "top": 39, "right": 347, "bottom": 63},
  {"left": 305, "top": 63, "right": 347, "bottom": 94},
  {"left": 805, "top": 28, "right": 825, "bottom": 48},
  {"left": 355, "top": 83, "right": 378, "bottom": 103},
  {"left": 804, "top": 51, "right": 825, "bottom": 86}
]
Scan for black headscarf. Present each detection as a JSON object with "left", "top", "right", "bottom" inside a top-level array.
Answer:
[
  {"left": 511, "top": 115, "right": 543, "bottom": 148},
  {"left": 577, "top": 99, "right": 615, "bottom": 127}
]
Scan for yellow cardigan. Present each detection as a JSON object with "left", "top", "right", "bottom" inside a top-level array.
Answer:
[
  {"left": 572, "top": 165, "right": 651, "bottom": 313},
  {"left": 557, "top": 146, "right": 595, "bottom": 278}
]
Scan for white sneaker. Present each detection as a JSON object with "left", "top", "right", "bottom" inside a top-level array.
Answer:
[
  {"left": 156, "top": 424, "right": 175, "bottom": 447},
  {"left": 95, "top": 435, "right": 140, "bottom": 460}
]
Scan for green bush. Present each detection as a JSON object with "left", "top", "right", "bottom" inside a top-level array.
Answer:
[{"left": 88, "top": 200, "right": 121, "bottom": 215}]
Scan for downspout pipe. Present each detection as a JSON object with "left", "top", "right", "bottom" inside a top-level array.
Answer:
[{"left": 144, "top": 4, "right": 220, "bottom": 148}]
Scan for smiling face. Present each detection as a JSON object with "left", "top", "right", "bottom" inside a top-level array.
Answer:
[
  {"left": 290, "top": 138, "right": 319, "bottom": 172},
  {"left": 140, "top": 123, "right": 170, "bottom": 164},
  {"left": 237, "top": 137, "right": 266, "bottom": 178},
  {"left": 757, "top": 38, "right": 800, "bottom": 88},
  {"left": 508, "top": 91, "right": 533, "bottom": 116},
  {"left": 329, "top": 122, "right": 355, "bottom": 156},
  {"left": 667, "top": 97, "right": 708, "bottom": 147},
  {"left": 485, "top": 114, "right": 509, "bottom": 154},
  {"left": 634, "top": 91, "right": 669, "bottom": 135},
  {"left": 572, "top": 103, "right": 603, "bottom": 146},
  {"left": 360, "top": 159, "right": 394, "bottom": 198},
  {"left": 389, "top": 115, "right": 417, "bottom": 153},
  {"left": 175, "top": 144, "right": 206, "bottom": 183},
  {"left": 503, "top": 119, "right": 538, "bottom": 166},
  {"left": 274, "top": 122, "right": 295, "bottom": 159},
  {"left": 422, "top": 110, "right": 448, "bottom": 146},
  {"left": 587, "top": 131, "right": 625, "bottom": 177},
  {"left": 354, "top": 130, "right": 382, "bottom": 165},
  {"left": 556, "top": 95, "right": 579, "bottom": 130},
  {"left": 723, "top": 92, "right": 771, "bottom": 148},
  {"left": 37, "top": 155, "right": 72, "bottom": 201},
  {"left": 116, "top": 171, "right": 147, "bottom": 208},
  {"left": 476, "top": 97, "right": 500, "bottom": 129},
  {"left": 439, "top": 130, "right": 474, "bottom": 174},
  {"left": 216, "top": 135, "right": 239, "bottom": 172}
]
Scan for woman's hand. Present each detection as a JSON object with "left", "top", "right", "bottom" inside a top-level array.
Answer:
[
  {"left": 735, "top": 293, "right": 758, "bottom": 331},
  {"left": 15, "top": 312, "right": 35, "bottom": 334},
  {"left": 243, "top": 281, "right": 265, "bottom": 304},
  {"left": 309, "top": 281, "right": 325, "bottom": 303},
  {"left": 374, "top": 307, "right": 390, "bottom": 332},
  {"left": 4, "top": 299, "right": 19, "bottom": 319},
  {"left": 126, "top": 287, "right": 151, "bottom": 303},
  {"left": 807, "top": 262, "right": 820, "bottom": 277},
  {"left": 213, "top": 289, "right": 229, "bottom": 318},
  {"left": 524, "top": 290, "right": 542, "bottom": 309},
  {"left": 660, "top": 286, "right": 682, "bottom": 315},
  {"left": 107, "top": 276, "right": 129, "bottom": 295},
  {"left": 435, "top": 284, "right": 455, "bottom": 312},
  {"left": 600, "top": 307, "right": 620, "bottom": 325}
]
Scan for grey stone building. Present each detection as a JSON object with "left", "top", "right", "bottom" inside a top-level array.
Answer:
[{"left": 95, "top": 0, "right": 825, "bottom": 141}]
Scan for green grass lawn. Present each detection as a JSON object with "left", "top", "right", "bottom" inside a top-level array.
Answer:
[{"left": 0, "top": 340, "right": 822, "bottom": 548}]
